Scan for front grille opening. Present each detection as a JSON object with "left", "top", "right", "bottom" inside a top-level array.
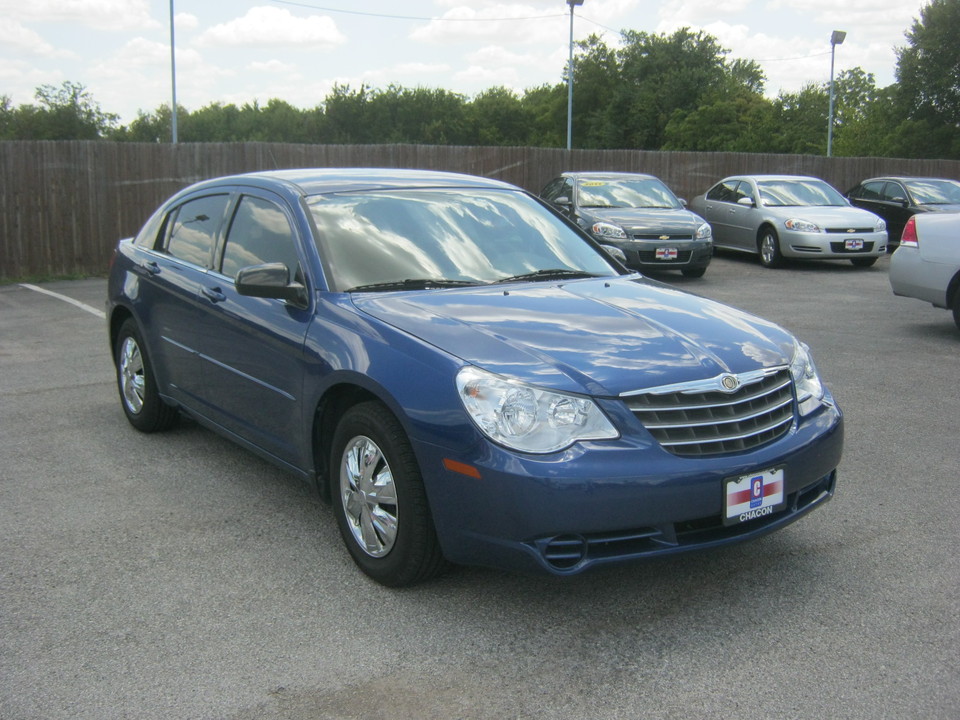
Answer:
[{"left": 625, "top": 369, "right": 795, "bottom": 457}]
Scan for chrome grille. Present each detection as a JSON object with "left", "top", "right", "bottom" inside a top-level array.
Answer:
[{"left": 622, "top": 368, "right": 795, "bottom": 456}]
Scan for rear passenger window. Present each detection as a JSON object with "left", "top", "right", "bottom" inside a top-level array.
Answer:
[
  {"left": 707, "top": 181, "right": 739, "bottom": 203},
  {"left": 220, "top": 195, "right": 301, "bottom": 282},
  {"left": 166, "top": 195, "right": 229, "bottom": 267}
]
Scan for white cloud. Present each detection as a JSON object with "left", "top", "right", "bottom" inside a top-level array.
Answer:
[
  {"left": 0, "top": 17, "right": 74, "bottom": 57},
  {"left": 0, "top": 0, "right": 159, "bottom": 32},
  {"left": 195, "top": 6, "right": 346, "bottom": 49}
]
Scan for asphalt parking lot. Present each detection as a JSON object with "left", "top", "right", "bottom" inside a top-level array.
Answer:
[{"left": 2, "top": 252, "right": 958, "bottom": 720}]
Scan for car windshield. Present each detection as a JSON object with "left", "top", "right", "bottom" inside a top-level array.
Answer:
[
  {"left": 904, "top": 179, "right": 960, "bottom": 205},
  {"left": 307, "top": 188, "right": 620, "bottom": 292},
  {"left": 757, "top": 179, "right": 848, "bottom": 207},
  {"left": 576, "top": 179, "right": 680, "bottom": 210}
]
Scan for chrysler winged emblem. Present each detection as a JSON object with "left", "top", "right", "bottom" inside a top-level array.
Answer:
[{"left": 720, "top": 374, "right": 739, "bottom": 392}]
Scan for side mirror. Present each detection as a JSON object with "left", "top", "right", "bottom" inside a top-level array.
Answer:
[
  {"left": 554, "top": 196, "right": 573, "bottom": 208},
  {"left": 236, "top": 262, "right": 307, "bottom": 306},
  {"left": 737, "top": 196, "right": 755, "bottom": 207}
]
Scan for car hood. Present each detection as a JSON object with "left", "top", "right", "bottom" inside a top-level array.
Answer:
[
  {"left": 762, "top": 205, "right": 881, "bottom": 227},
  {"left": 352, "top": 277, "right": 795, "bottom": 396},
  {"left": 581, "top": 207, "right": 705, "bottom": 233}
]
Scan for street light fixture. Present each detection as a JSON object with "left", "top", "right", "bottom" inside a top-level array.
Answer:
[
  {"left": 826, "top": 30, "right": 846, "bottom": 157},
  {"left": 566, "top": 0, "right": 584, "bottom": 151}
]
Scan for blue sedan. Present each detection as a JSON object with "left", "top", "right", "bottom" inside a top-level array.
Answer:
[{"left": 107, "top": 168, "right": 843, "bottom": 586}]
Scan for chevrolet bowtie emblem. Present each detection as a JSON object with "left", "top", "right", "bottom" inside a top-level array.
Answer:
[{"left": 659, "top": 235, "right": 670, "bottom": 241}]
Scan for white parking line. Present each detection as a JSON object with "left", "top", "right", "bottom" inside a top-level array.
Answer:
[{"left": 20, "top": 283, "right": 106, "bottom": 320}]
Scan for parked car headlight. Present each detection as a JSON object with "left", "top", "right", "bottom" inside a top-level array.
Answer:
[
  {"left": 695, "top": 222, "right": 712, "bottom": 240},
  {"left": 456, "top": 366, "right": 619, "bottom": 453},
  {"left": 784, "top": 218, "right": 820, "bottom": 233},
  {"left": 790, "top": 341, "right": 825, "bottom": 416},
  {"left": 874, "top": 217, "right": 887, "bottom": 232},
  {"left": 591, "top": 222, "right": 628, "bottom": 240}
]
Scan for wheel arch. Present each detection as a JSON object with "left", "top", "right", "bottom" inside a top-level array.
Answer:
[
  {"left": 947, "top": 268, "right": 960, "bottom": 310},
  {"left": 108, "top": 305, "right": 136, "bottom": 360},
  {"left": 312, "top": 382, "right": 392, "bottom": 503}
]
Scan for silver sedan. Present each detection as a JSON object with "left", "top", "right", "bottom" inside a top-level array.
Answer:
[
  {"left": 889, "top": 212, "right": 960, "bottom": 330},
  {"left": 690, "top": 175, "right": 887, "bottom": 268}
]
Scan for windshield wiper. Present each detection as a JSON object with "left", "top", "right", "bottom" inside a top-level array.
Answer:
[
  {"left": 494, "top": 269, "right": 601, "bottom": 284},
  {"left": 347, "top": 278, "right": 479, "bottom": 293}
]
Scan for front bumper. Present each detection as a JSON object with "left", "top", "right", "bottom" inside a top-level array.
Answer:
[
  {"left": 781, "top": 230, "right": 887, "bottom": 259},
  {"left": 418, "top": 401, "right": 843, "bottom": 576},
  {"left": 606, "top": 238, "right": 713, "bottom": 272}
]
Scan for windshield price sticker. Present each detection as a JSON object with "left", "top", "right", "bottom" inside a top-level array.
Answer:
[
  {"left": 724, "top": 467, "right": 786, "bottom": 526},
  {"left": 845, "top": 238, "right": 864, "bottom": 250},
  {"left": 656, "top": 247, "right": 679, "bottom": 260}
]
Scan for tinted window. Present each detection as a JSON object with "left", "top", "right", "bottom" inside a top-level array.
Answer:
[
  {"left": 707, "top": 180, "right": 740, "bottom": 203},
  {"left": 881, "top": 182, "right": 907, "bottom": 202},
  {"left": 166, "top": 195, "right": 229, "bottom": 267},
  {"left": 220, "top": 195, "right": 301, "bottom": 281},
  {"left": 308, "top": 188, "right": 618, "bottom": 291},
  {"left": 854, "top": 181, "right": 885, "bottom": 201}
]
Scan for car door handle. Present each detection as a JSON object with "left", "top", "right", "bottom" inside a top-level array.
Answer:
[
  {"left": 142, "top": 260, "right": 161, "bottom": 275},
  {"left": 201, "top": 286, "right": 226, "bottom": 303}
]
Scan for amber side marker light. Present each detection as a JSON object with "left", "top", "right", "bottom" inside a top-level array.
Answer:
[{"left": 443, "top": 458, "right": 481, "bottom": 479}]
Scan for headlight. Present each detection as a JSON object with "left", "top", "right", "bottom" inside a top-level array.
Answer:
[
  {"left": 456, "top": 366, "right": 619, "bottom": 453},
  {"left": 784, "top": 218, "right": 820, "bottom": 233},
  {"left": 695, "top": 222, "right": 712, "bottom": 240},
  {"left": 790, "top": 341, "right": 825, "bottom": 416},
  {"left": 874, "top": 217, "right": 887, "bottom": 232},
  {"left": 591, "top": 222, "right": 628, "bottom": 240}
]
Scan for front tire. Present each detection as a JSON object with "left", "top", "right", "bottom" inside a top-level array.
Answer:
[
  {"left": 330, "top": 402, "right": 446, "bottom": 587},
  {"left": 115, "top": 318, "right": 178, "bottom": 433},
  {"left": 850, "top": 257, "right": 878, "bottom": 268},
  {"left": 681, "top": 266, "right": 707, "bottom": 278},
  {"left": 758, "top": 227, "right": 783, "bottom": 268},
  {"left": 952, "top": 290, "right": 960, "bottom": 332}
]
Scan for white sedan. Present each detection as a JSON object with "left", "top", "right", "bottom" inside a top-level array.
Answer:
[{"left": 889, "top": 213, "right": 960, "bottom": 330}]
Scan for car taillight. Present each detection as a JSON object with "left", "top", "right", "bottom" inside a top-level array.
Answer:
[{"left": 900, "top": 217, "right": 919, "bottom": 247}]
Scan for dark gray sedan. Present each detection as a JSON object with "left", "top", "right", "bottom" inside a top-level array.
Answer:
[
  {"left": 691, "top": 175, "right": 887, "bottom": 268},
  {"left": 540, "top": 172, "right": 713, "bottom": 277}
]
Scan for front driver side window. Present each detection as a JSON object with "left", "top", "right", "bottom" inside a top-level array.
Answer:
[{"left": 220, "top": 195, "right": 301, "bottom": 282}]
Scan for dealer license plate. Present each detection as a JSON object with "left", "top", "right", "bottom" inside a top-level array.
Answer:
[
  {"left": 844, "top": 238, "right": 864, "bottom": 250},
  {"left": 724, "top": 467, "right": 786, "bottom": 526},
  {"left": 655, "top": 247, "right": 678, "bottom": 260}
]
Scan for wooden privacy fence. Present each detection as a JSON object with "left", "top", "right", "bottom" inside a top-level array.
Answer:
[{"left": 2, "top": 140, "right": 959, "bottom": 280}]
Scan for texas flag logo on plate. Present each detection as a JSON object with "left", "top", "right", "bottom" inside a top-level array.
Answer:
[{"left": 724, "top": 467, "right": 786, "bottom": 525}]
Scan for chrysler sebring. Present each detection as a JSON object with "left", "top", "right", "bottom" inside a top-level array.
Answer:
[{"left": 107, "top": 169, "right": 844, "bottom": 586}]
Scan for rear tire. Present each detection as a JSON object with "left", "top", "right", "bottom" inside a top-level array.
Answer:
[
  {"left": 330, "top": 402, "right": 446, "bottom": 587},
  {"left": 758, "top": 228, "right": 783, "bottom": 268},
  {"left": 115, "top": 318, "right": 178, "bottom": 433}
]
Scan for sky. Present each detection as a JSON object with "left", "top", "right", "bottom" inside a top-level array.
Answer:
[{"left": 0, "top": 0, "right": 931, "bottom": 126}]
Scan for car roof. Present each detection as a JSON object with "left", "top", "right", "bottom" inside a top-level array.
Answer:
[
  {"left": 561, "top": 171, "right": 658, "bottom": 181},
  {"left": 724, "top": 175, "right": 822, "bottom": 182},
  {"left": 177, "top": 167, "right": 519, "bottom": 198},
  {"left": 856, "top": 176, "right": 957, "bottom": 184}
]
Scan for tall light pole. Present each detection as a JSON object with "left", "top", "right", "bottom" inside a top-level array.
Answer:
[
  {"left": 170, "top": 0, "right": 178, "bottom": 144},
  {"left": 826, "top": 30, "right": 846, "bottom": 157},
  {"left": 566, "top": 0, "right": 584, "bottom": 151}
]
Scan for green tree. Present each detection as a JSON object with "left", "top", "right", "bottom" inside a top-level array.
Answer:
[
  {"left": 1, "top": 81, "right": 118, "bottom": 139},
  {"left": 466, "top": 87, "right": 532, "bottom": 145}
]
